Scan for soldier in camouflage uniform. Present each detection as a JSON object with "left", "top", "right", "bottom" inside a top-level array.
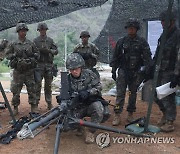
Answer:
[
  {"left": 110, "top": 18, "right": 153, "bottom": 126},
  {"left": 66, "top": 53, "right": 105, "bottom": 144},
  {"left": 0, "top": 39, "right": 8, "bottom": 61},
  {"left": 33, "top": 23, "right": 58, "bottom": 110},
  {"left": 153, "top": 10, "right": 180, "bottom": 132},
  {"left": 73, "top": 31, "right": 100, "bottom": 78},
  {"left": 5, "top": 23, "right": 39, "bottom": 115}
]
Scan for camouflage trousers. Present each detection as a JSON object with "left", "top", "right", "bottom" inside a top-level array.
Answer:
[
  {"left": 155, "top": 71, "right": 177, "bottom": 121},
  {"left": 10, "top": 69, "right": 36, "bottom": 106},
  {"left": 77, "top": 101, "right": 104, "bottom": 132},
  {"left": 35, "top": 63, "right": 53, "bottom": 104},
  {"left": 114, "top": 68, "right": 144, "bottom": 114}
]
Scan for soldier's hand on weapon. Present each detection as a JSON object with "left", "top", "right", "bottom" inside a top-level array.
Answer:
[
  {"left": 170, "top": 75, "right": 178, "bottom": 88},
  {"left": 59, "top": 101, "right": 68, "bottom": 112},
  {"left": 79, "top": 90, "right": 90, "bottom": 101},
  {"left": 56, "top": 95, "right": 62, "bottom": 104}
]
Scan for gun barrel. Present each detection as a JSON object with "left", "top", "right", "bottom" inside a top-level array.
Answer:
[
  {"left": 17, "top": 108, "right": 60, "bottom": 139},
  {"left": 75, "top": 119, "right": 150, "bottom": 137}
]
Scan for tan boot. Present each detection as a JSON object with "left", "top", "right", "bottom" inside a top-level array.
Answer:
[
  {"left": 127, "top": 112, "right": 134, "bottom": 123},
  {"left": 13, "top": 106, "right": 19, "bottom": 116},
  {"left": 112, "top": 113, "right": 121, "bottom": 126},
  {"left": 85, "top": 130, "right": 95, "bottom": 144},
  {"left": 76, "top": 127, "right": 84, "bottom": 136},
  {"left": 47, "top": 103, "right": 53, "bottom": 110},
  {"left": 157, "top": 113, "right": 166, "bottom": 127},
  {"left": 160, "top": 120, "right": 175, "bottom": 132},
  {"left": 31, "top": 104, "right": 38, "bottom": 113}
]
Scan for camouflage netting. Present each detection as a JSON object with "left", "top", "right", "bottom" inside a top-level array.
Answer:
[{"left": 0, "top": 0, "right": 179, "bottom": 63}]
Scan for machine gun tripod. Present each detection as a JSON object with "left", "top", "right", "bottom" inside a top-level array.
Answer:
[
  {"left": 0, "top": 81, "right": 16, "bottom": 124},
  {"left": 17, "top": 101, "right": 150, "bottom": 154},
  {"left": 17, "top": 72, "right": 150, "bottom": 154}
]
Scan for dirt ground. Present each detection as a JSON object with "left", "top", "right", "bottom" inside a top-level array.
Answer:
[{"left": 0, "top": 81, "right": 180, "bottom": 154}]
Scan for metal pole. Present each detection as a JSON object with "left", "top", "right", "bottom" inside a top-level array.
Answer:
[
  {"left": 144, "top": 0, "right": 174, "bottom": 132},
  {"left": 178, "top": 0, "right": 180, "bottom": 28},
  {"left": 0, "top": 81, "right": 16, "bottom": 124},
  {"left": 64, "top": 29, "right": 67, "bottom": 71},
  {"left": 54, "top": 123, "right": 63, "bottom": 154}
]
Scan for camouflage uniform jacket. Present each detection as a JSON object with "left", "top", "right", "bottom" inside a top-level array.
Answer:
[
  {"left": 69, "top": 69, "right": 102, "bottom": 98},
  {"left": 110, "top": 35, "right": 152, "bottom": 72},
  {"left": 174, "top": 49, "right": 180, "bottom": 77},
  {"left": 73, "top": 42, "right": 100, "bottom": 68},
  {"left": 33, "top": 36, "right": 58, "bottom": 64},
  {"left": 153, "top": 26, "right": 180, "bottom": 72},
  {"left": 5, "top": 39, "right": 39, "bottom": 72}
]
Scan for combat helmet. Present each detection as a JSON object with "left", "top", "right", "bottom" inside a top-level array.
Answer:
[
  {"left": 80, "top": 31, "right": 90, "bottom": 38},
  {"left": 16, "top": 23, "right": 29, "bottom": 32},
  {"left": 159, "top": 10, "right": 176, "bottom": 21},
  {"left": 37, "top": 22, "right": 48, "bottom": 31},
  {"left": 66, "top": 53, "right": 85, "bottom": 69},
  {"left": 125, "top": 18, "right": 140, "bottom": 30}
]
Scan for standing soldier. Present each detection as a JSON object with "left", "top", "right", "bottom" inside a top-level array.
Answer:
[
  {"left": 73, "top": 31, "right": 100, "bottom": 78},
  {"left": 110, "top": 18, "right": 153, "bottom": 126},
  {"left": 154, "top": 10, "right": 179, "bottom": 132},
  {"left": 0, "top": 39, "right": 9, "bottom": 60},
  {"left": 5, "top": 23, "right": 39, "bottom": 115},
  {"left": 33, "top": 22, "right": 58, "bottom": 110}
]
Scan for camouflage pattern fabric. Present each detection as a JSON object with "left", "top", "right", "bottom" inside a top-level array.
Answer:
[
  {"left": 153, "top": 26, "right": 180, "bottom": 121},
  {"left": 33, "top": 35, "right": 58, "bottom": 105},
  {"left": 110, "top": 35, "right": 152, "bottom": 114},
  {"left": 69, "top": 69, "right": 104, "bottom": 131},
  {"left": 73, "top": 42, "right": 100, "bottom": 78},
  {"left": 5, "top": 38, "right": 39, "bottom": 106}
]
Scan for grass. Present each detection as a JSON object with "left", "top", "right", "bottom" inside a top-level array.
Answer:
[{"left": 0, "top": 63, "right": 10, "bottom": 73}]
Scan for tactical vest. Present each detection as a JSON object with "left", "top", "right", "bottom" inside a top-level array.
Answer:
[
  {"left": 122, "top": 36, "right": 144, "bottom": 70},
  {"left": 10, "top": 41, "right": 37, "bottom": 71},
  {"left": 34, "top": 36, "right": 54, "bottom": 64}
]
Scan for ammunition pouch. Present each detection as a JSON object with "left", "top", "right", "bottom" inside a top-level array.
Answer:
[{"left": 16, "top": 59, "right": 32, "bottom": 72}]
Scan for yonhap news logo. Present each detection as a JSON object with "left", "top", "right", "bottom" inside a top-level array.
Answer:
[
  {"left": 96, "top": 132, "right": 110, "bottom": 148},
  {"left": 96, "top": 132, "right": 175, "bottom": 148}
]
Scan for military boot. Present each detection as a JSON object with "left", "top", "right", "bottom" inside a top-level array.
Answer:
[
  {"left": 160, "top": 120, "right": 175, "bottom": 132},
  {"left": 112, "top": 113, "right": 121, "bottom": 126},
  {"left": 76, "top": 127, "right": 84, "bottom": 136},
  {"left": 31, "top": 104, "right": 38, "bottom": 113},
  {"left": 127, "top": 112, "right": 134, "bottom": 123},
  {"left": 85, "top": 130, "right": 95, "bottom": 144},
  {"left": 47, "top": 103, "right": 53, "bottom": 110},
  {"left": 13, "top": 106, "right": 19, "bottom": 116},
  {"left": 157, "top": 113, "right": 166, "bottom": 127}
]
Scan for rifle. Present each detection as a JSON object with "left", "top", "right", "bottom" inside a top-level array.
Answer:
[{"left": 17, "top": 72, "right": 150, "bottom": 154}]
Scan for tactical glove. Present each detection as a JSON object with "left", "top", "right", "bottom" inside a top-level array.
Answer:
[
  {"left": 79, "top": 90, "right": 90, "bottom": 101},
  {"left": 56, "top": 95, "right": 62, "bottom": 104},
  {"left": 170, "top": 75, "right": 178, "bottom": 88},
  {"left": 111, "top": 68, "right": 116, "bottom": 81}
]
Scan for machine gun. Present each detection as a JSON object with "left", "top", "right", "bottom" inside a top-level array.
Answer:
[{"left": 17, "top": 72, "right": 150, "bottom": 154}]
